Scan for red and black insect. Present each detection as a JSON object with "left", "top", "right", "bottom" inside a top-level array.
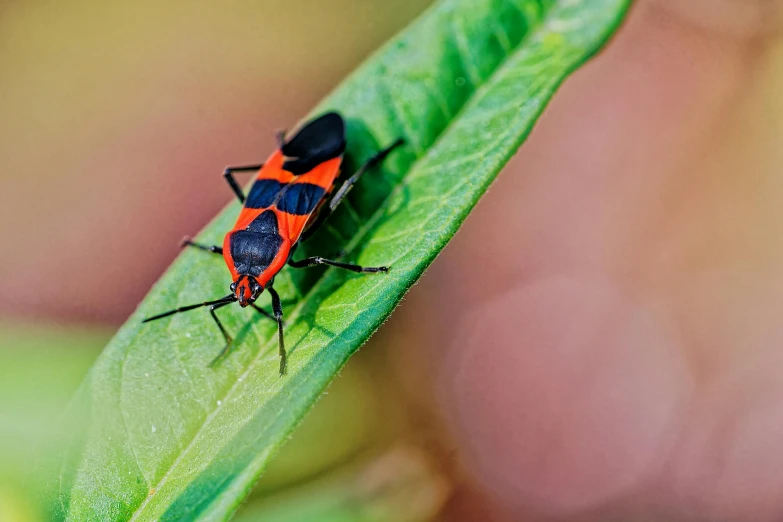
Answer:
[{"left": 143, "top": 112, "right": 403, "bottom": 375}]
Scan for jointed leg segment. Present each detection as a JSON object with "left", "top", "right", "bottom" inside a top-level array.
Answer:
[
  {"left": 288, "top": 256, "right": 388, "bottom": 273},
  {"left": 208, "top": 300, "right": 234, "bottom": 366},
  {"left": 267, "top": 287, "right": 287, "bottom": 376},
  {"left": 329, "top": 137, "right": 404, "bottom": 213},
  {"left": 182, "top": 237, "right": 222, "bottom": 255},
  {"left": 223, "top": 164, "right": 264, "bottom": 203}
]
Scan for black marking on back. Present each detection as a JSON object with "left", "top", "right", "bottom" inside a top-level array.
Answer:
[
  {"left": 229, "top": 210, "right": 283, "bottom": 277},
  {"left": 246, "top": 179, "right": 285, "bottom": 209},
  {"left": 281, "top": 112, "right": 346, "bottom": 175},
  {"left": 278, "top": 183, "right": 326, "bottom": 216},
  {"left": 247, "top": 209, "right": 279, "bottom": 234}
]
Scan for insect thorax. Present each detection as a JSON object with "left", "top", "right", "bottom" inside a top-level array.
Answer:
[{"left": 229, "top": 210, "right": 284, "bottom": 278}]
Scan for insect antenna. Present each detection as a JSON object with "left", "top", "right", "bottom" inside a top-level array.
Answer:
[{"left": 142, "top": 294, "right": 236, "bottom": 323}]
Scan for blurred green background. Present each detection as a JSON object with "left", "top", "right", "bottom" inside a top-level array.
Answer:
[{"left": 0, "top": 1, "right": 452, "bottom": 520}]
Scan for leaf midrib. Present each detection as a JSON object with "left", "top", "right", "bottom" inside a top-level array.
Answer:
[{"left": 124, "top": 2, "right": 550, "bottom": 517}]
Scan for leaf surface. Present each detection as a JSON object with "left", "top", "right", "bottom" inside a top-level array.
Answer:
[{"left": 49, "top": 0, "right": 631, "bottom": 520}]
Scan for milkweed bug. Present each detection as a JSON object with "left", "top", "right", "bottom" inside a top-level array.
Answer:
[{"left": 143, "top": 112, "right": 403, "bottom": 376}]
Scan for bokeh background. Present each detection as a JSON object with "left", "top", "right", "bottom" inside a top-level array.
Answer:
[{"left": 3, "top": 0, "right": 783, "bottom": 520}]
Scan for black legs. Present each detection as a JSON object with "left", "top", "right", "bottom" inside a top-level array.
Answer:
[
  {"left": 143, "top": 289, "right": 281, "bottom": 371},
  {"left": 329, "top": 138, "right": 404, "bottom": 214},
  {"left": 181, "top": 237, "right": 222, "bottom": 255},
  {"left": 205, "top": 300, "right": 279, "bottom": 367},
  {"left": 207, "top": 300, "right": 234, "bottom": 366},
  {"left": 268, "top": 287, "right": 287, "bottom": 376},
  {"left": 208, "top": 289, "right": 285, "bottom": 375},
  {"left": 250, "top": 303, "right": 275, "bottom": 321},
  {"left": 180, "top": 163, "right": 264, "bottom": 253},
  {"left": 223, "top": 164, "right": 264, "bottom": 203},
  {"left": 142, "top": 294, "right": 236, "bottom": 323},
  {"left": 288, "top": 256, "right": 388, "bottom": 274}
]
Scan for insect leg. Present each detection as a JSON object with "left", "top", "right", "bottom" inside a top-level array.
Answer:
[
  {"left": 223, "top": 164, "right": 264, "bottom": 203},
  {"left": 288, "top": 256, "right": 388, "bottom": 274},
  {"left": 329, "top": 138, "right": 404, "bottom": 212},
  {"left": 181, "top": 236, "right": 222, "bottom": 255},
  {"left": 208, "top": 304, "right": 276, "bottom": 367},
  {"left": 267, "top": 287, "right": 287, "bottom": 376},
  {"left": 301, "top": 138, "right": 404, "bottom": 241},
  {"left": 207, "top": 300, "right": 237, "bottom": 366},
  {"left": 142, "top": 294, "right": 235, "bottom": 323},
  {"left": 250, "top": 303, "right": 276, "bottom": 322}
]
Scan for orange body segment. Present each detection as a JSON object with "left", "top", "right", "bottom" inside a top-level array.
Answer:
[{"left": 222, "top": 146, "right": 343, "bottom": 289}]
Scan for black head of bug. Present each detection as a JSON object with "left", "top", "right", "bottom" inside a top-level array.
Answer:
[{"left": 231, "top": 275, "right": 263, "bottom": 307}]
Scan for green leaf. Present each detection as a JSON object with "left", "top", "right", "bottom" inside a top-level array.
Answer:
[{"left": 47, "top": 0, "right": 631, "bottom": 520}]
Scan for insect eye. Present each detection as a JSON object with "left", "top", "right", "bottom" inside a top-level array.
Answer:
[{"left": 230, "top": 282, "right": 237, "bottom": 292}]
